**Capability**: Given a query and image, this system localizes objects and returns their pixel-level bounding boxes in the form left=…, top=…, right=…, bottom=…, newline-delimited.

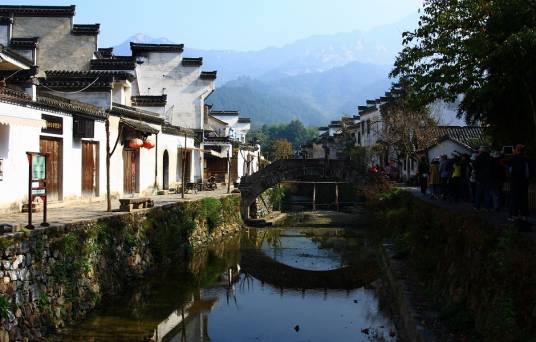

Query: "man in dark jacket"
left=473, top=146, right=492, bottom=210
left=417, top=156, right=429, bottom=194
left=508, top=145, right=531, bottom=220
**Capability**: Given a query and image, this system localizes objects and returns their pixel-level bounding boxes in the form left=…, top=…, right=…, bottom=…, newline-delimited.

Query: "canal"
left=52, top=212, right=399, bottom=341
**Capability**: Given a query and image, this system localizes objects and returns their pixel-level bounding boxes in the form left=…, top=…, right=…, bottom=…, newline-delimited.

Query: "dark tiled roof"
left=97, top=47, right=113, bottom=58
left=108, top=102, right=164, bottom=125
left=200, top=71, right=217, bottom=80
left=204, top=136, right=232, bottom=143
left=0, top=86, right=106, bottom=120
left=0, top=5, right=76, bottom=17
left=120, top=117, right=159, bottom=135
left=0, top=66, right=38, bottom=81
left=161, top=123, right=194, bottom=137
left=10, top=37, right=39, bottom=49
left=366, top=100, right=378, bottom=105
left=358, top=106, right=377, bottom=114
left=209, top=111, right=237, bottom=118
left=182, top=57, right=203, bottom=67
left=131, top=95, right=167, bottom=107
left=40, top=71, right=135, bottom=92
left=0, top=17, right=13, bottom=24
left=90, top=58, right=136, bottom=70
left=130, top=42, right=184, bottom=54
left=72, top=24, right=100, bottom=36
left=357, top=105, right=368, bottom=111
left=237, top=117, right=251, bottom=123
left=0, top=44, right=34, bottom=67
left=37, top=93, right=106, bottom=119
left=431, top=126, right=485, bottom=151
left=39, top=78, right=113, bottom=91
left=318, top=127, right=328, bottom=131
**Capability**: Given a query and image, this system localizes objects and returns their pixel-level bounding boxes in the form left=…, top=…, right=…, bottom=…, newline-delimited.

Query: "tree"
left=272, top=139, right=293, bottom=160
left=379, top=83, right=439, bottom=160
left=391, top=0, right=536, bottom=147
left=247, top=119, right=317, bottom=160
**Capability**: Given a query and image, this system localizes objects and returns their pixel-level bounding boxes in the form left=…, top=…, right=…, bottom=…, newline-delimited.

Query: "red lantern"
left=143, top=139, right=155, bottom=149
left=128, top=138, right=143, bottom=149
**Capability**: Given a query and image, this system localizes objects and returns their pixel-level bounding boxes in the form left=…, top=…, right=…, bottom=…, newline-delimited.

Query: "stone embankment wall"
left=0, top=195, right=241, bottom=341
left=372, top=189, right=536, bottom=341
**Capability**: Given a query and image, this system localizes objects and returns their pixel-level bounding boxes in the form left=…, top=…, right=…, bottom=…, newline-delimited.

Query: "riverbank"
left=0, top=195, right=242, bottom=341
left=371, top=188, right=536, bottom=341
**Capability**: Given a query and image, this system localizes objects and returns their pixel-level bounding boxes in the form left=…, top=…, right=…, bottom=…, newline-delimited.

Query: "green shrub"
left=0, top=295, right=10, bottom=320
left=200, top=198, right=223, bottom=232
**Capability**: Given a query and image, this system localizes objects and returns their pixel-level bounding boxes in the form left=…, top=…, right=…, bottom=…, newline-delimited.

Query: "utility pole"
left=227, top=148, right=231, bottom=194
left=105, top=119, right=111, bottom=212
left=181, top=133, right=187, bottom=199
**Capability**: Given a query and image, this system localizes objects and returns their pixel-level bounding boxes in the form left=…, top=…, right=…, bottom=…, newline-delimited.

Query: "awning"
left=0, top=115, right=46, bottom=128
left=120, top=117, right=159, bottom=135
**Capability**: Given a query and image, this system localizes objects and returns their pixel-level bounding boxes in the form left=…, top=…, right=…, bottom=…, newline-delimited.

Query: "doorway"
left=123, top=148, right=139, bottom=194
left=39, top=136, right=63, bottom=201
left=162, top=150, right=169, bottom=190
left=81, top=141, right=99, bottom=197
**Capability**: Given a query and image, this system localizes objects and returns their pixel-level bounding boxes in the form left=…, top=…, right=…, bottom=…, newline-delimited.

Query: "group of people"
left=417, top=144, right=532, bottom=220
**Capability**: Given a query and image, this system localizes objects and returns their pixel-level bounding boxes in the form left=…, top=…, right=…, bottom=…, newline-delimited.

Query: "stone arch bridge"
left=238, top=159, right=363, bottom=220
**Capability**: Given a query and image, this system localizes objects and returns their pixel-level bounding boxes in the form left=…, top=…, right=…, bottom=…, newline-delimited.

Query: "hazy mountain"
left=189, top=12, right=417, bottom=84
left=113, top=13, right=419, bottom=124
left=206, top=77, right=327, bottom=126
left=206, top=62, right=394, bottom=123
left=113, top=33, right=176, bottom=55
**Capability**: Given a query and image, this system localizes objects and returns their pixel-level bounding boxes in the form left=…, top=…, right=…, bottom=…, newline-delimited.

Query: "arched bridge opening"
left=238, top=159, right=364, bottom=220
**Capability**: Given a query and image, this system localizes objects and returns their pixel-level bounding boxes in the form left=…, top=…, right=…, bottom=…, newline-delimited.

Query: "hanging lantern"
left=143, top=139, right=155, bottom=149
left=128, top=138, right=143, bottom=149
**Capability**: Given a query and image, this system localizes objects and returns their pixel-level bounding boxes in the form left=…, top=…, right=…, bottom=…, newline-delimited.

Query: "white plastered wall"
left=0, top=102, right=107, bottom=211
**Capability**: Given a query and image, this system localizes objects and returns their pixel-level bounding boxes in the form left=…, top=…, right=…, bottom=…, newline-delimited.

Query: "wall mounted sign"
left=41, top=114, right=63, bottom=135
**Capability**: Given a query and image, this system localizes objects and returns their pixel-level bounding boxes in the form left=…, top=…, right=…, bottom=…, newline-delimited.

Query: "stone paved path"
left=0, top=187, right=234, bottom=231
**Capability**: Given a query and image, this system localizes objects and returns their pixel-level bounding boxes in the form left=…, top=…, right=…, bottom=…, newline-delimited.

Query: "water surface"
left=53, top=226, right=398, bottom=341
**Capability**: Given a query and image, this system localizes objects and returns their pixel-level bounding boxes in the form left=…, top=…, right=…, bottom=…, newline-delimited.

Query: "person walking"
left=460, top=154, right=471, bottom=201
left=439, top=155, right=451, bottom=199
left=417, top=156, right=429, bottom=195
left=508, top=144, right=531, bottom=220
left=428, top=159, right=441, bottom=199
left=474, top=146, right=492, bottom=211
left=450, top=156, right=463, bottom=202
left=469, top=153, right=478, bottom=202
left=490, top=151, right=506, bottom=211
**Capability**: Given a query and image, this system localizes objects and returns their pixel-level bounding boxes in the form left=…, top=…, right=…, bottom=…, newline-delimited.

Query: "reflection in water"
left=53, top=228, right=398, bottom=342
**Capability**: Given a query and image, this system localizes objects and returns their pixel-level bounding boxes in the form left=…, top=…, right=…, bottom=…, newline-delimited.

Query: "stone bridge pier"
left=238, top=159, right=363, bottom=220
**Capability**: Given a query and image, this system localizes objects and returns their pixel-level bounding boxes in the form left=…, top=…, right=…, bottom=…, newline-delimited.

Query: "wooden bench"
left=119, top=198, right=154, bottom=212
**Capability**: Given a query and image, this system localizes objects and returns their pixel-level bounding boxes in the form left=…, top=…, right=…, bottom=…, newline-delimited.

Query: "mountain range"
left=113, top=14, right=422, bottom=126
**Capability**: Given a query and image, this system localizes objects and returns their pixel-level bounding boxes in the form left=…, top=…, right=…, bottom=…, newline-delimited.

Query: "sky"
left=3, top=0, right=422, bottom=51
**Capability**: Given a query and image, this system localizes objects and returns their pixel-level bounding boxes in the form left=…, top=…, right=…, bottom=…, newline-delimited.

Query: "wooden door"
left=123, top=149, right=139, bottom=194
left=39, top=136, right=62, bottom=201
left=162, top=150, right=169, bottom=190
left=82, top=141, right=99, bottom=197
left=184, top=151, right=191, bottom=183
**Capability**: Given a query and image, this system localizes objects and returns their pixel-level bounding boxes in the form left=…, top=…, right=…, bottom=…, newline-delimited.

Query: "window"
left=73, top=117, right=95, bottom=139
